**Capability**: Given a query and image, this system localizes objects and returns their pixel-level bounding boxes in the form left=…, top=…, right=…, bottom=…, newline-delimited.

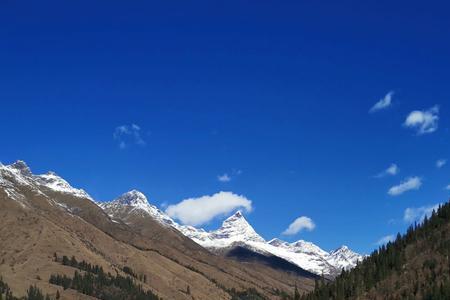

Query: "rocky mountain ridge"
left=1, top=160, right=318, bottom=299
left=100, top=187, right=364, bottom=276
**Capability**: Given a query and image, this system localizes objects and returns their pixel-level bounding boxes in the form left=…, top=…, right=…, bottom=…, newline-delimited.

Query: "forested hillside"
left=301, top=201, right=450, bottom=300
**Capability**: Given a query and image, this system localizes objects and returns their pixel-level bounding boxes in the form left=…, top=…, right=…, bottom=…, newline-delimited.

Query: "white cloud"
left=234, top=169, right=243, bottom=175
left=404, top=203, right=440, bottom=223
left=217, top=169, right=242, bottom=182
left=388, top=177, right=422, bottom=196
left=386, top=164, right=399, bottom=175
left=282, top=216, right=315, bottom=235
left=113, top=124, right=146, bottom=149
left=165, top=191, right=252, bottom=226
left=446, top=184, right=450, bottom=191
left=436, top=159, right=447, bottom=169
left=217, top=173, right=231, bottom=182
left=376, top=163, right=399, bottom=178
left=369, top=91, right=394, bottom=113
left=404, top=106, right=439, bottom=135
left=375, top=234, right=395, bottom=246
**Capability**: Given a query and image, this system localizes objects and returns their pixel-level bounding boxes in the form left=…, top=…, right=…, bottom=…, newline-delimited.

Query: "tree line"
left=50, top=255, right=160, bottom=300
left=0, top=277, right=53, bottom=300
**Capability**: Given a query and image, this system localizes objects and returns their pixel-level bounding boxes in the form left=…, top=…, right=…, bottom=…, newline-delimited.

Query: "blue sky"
left=1, top=1, right=449, bottom=254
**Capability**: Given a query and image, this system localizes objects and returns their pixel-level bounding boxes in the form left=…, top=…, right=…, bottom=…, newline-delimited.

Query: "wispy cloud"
left=375, top=163, right=399, bottom=178
left=217, top=169, right=242, bottom=183
left=165, top=191, right=252, bottom=226
left=404, top=203, right=440, bottom=223
left=388, top=176, right=422, bottom=196
left=436, top=159, right=447, bottom=169
left=375, top=234, right=395, bottom=246
left=446, top=184, right=450, bottom=191
left=113, top=124, right=146, bottom=149
left=404, top=105, right=439, bottom=135
left=282, top=216, right=315, bottom=235
left=217, top=174, right=231, bottom=182
left=369, top=91, right=394, bottom=113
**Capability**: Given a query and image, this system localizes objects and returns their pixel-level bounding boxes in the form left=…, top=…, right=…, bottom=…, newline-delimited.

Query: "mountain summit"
left=9, top=160, right=32, bottom=176
left=210, top=210, right=266, bottom=246
left=328, top=245, right=365, bottom=270
left=2, top=160, right=320, bottom=299
left=173, top=210, right=364, bottom=276
left=112, top=189, right=149, bottom=207
left=0, top=160, right=93, bottom=202
left=99, top=189, right=177, bottom=227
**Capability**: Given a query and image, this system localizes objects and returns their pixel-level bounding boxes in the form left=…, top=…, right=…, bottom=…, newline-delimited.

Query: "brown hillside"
left=0, top=163, right=315, bottom=299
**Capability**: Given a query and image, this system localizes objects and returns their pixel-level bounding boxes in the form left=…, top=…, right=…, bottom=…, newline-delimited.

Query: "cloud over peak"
left=282, top=216, right=315, bottom=235
left=388, top=176, right=422, bottom=196
left=404, top=106, right=439, bottom=135
left=369, top=91, right=394, bottom=113
left=165, top=191, right=252, bottom=226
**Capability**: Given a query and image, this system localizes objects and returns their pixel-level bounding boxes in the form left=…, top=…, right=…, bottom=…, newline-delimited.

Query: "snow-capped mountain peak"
left=331, top=245, right=350, bottom=254
left=100, top=190, right=178, bottom=227
left=113, top=190, right=149, bottom=207
left=290, top=240, right=329, bottom=257
left=268, top=238, right=290, bottom=248
left=9, top=160, right=32, bottom=177
left=95, top=190, right=364, bottom=276
left=211, top=210, right=265, bottom=245
left=1, top=160, right=93, bottom=201
left=327, top=245, right=364, bottom=271
left=35, top=171, right=93, bottom=200
left=221, top=210, right=248, bottom=227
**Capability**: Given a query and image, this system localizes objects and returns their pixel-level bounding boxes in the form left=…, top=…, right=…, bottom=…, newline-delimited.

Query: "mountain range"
left=100, top=190, right=364, bottom=277
left=0, top=160, right=362, bottom=299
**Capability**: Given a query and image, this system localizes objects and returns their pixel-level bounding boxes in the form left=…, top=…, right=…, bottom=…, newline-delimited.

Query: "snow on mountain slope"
left=327, top=245, right=364, bottom=271
left=97, top=189, right=364, bottom=276
left=266, top=240, right=364, bottom=273
left=179, top=215, right=365, bottom=275
left=35, top=171, right=93, bottom=200
left=174, top=211, right=362, bottom=276
left=105, top=190, right=362, bottom=274
left=188, top=211, right=266, bottom=248
left=99, top=190, right=178, bottom=227
left=1, top=160, right=364, bottom=277
left=0, top=160, right=93, bottom=203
